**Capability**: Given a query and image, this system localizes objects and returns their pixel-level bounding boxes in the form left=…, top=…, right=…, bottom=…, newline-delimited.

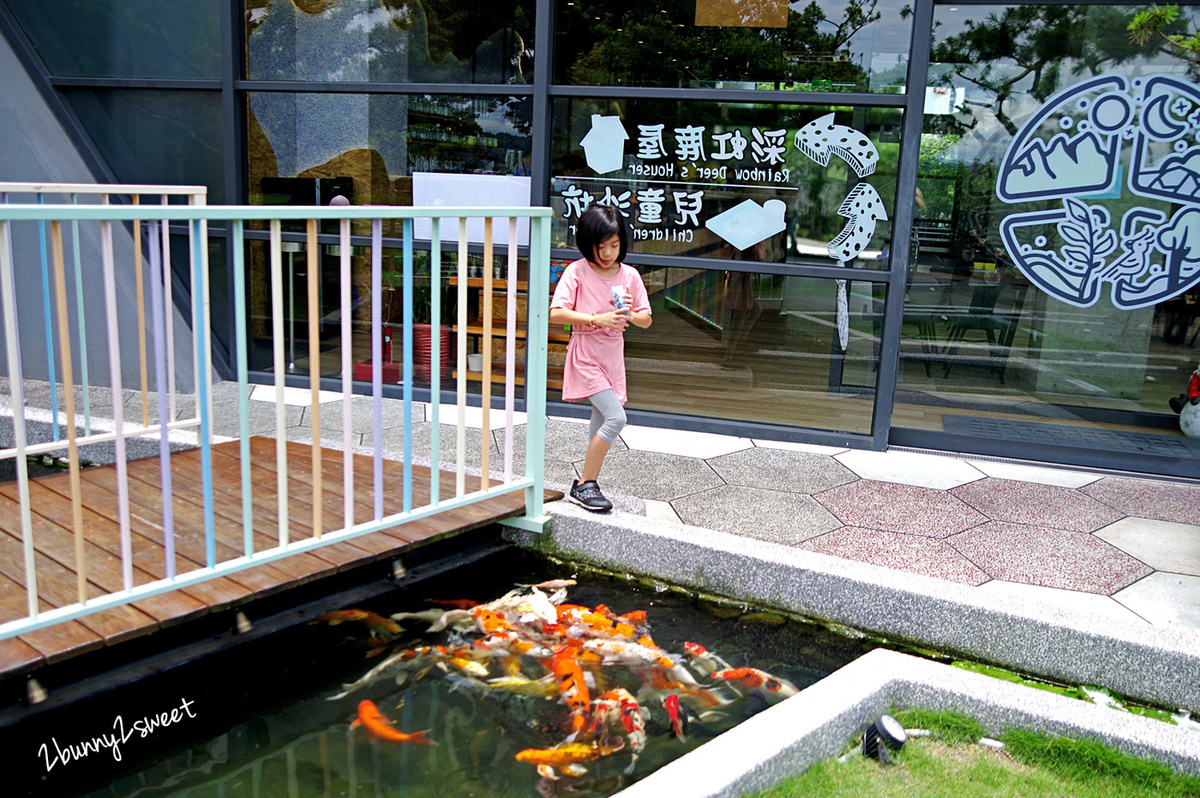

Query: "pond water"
left=12, top=546, right=879, bottom=798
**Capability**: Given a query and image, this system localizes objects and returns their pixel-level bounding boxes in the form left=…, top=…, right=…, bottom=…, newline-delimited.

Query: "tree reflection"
left=561, top=0, right=884, bottom=90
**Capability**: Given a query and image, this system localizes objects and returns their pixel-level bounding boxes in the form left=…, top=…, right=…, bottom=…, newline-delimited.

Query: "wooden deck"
left=0, top=437, right=560, bottom=680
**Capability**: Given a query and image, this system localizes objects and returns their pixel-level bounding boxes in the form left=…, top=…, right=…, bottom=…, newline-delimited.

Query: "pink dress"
left=550, top=259, right=651, bottom=403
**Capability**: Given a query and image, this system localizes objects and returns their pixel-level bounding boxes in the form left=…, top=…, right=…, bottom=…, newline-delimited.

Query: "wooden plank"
left=38, top=467, right=253, bottom=611
left=19, top=621, right=104, bottom=665
left=0, top=635, right=43, bottom=675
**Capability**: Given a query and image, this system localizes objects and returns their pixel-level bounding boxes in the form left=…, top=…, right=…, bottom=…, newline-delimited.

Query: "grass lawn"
left=747, top=709, right=1200, bottom=798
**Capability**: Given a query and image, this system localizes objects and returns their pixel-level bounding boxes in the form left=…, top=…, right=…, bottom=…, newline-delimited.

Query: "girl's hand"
left=592, top=309, right=629, bottom=330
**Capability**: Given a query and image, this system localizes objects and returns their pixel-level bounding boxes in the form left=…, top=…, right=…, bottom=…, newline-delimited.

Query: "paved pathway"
left=9, top=379, right=1200, bottom=633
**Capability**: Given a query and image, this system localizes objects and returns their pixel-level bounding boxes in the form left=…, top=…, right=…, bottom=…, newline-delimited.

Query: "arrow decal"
left=827, top=183, right=887, bottom=261
left=794, top=113, right=879, bottom=177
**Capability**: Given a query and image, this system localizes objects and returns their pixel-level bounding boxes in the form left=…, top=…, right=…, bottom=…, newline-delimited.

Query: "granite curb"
left=524, top=501, right=1200, bottom=713
left=614, top=649, right=1200, bottom=798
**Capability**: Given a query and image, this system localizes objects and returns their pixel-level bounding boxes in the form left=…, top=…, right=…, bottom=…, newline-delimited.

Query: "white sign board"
left=413, top=172, right=532, bottom=246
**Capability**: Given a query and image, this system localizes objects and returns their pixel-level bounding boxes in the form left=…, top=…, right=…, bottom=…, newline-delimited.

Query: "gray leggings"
left=588, top=389, right=627, bottom=444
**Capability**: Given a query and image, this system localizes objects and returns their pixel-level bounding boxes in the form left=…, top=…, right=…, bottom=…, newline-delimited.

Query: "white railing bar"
left=370, top=218, right=384, bottom=522
left=504, top=217, right=518, bottom=484
left=101, top=219, right=135, bottom=592
left=1, top=221, right=40, bottom=620
left=0, top=418, right=201, bottom=459
left=269, top=220, right=290, bottom=548
left=0, top=182, right=207, bottom=196
left=339, top=217, right=354, bottom=532
left=306, top=219, right=323, bottom=540
left=150, top=220, right=177, bottom=581
left=456, top=218, right=468, bottom=497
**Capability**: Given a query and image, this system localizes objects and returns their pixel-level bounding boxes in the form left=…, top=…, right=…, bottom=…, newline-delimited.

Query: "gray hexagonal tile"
left=708, top=446, right=857, bottom=494
left=673, top=484, right=841, bottom=544
left=1094, top=517, right=1200, bottom=576
left=586, top=449, right=722, bottom=502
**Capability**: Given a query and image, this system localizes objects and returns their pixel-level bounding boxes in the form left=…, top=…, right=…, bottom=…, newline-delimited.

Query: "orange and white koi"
left=515, top=737, right=624, bottom=780
left=518, top=578, right=577, bottom=590
left=351, top=700, right=436, bottom=746
left=708, top=667, right=799, bottom=698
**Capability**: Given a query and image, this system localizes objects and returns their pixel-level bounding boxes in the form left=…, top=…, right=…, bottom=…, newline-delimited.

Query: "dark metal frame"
left=5, top=0, right=1195, bottom=472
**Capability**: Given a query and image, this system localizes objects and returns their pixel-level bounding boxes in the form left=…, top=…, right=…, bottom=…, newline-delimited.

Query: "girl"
left=550, top=205, right=652, bottom=512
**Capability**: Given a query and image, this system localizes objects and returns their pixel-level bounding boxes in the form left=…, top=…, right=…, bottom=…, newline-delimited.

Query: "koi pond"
left=9, top=546, right=880, bottom=798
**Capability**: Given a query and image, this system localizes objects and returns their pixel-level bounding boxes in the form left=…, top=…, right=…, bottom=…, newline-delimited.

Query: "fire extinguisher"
left=383, top=327, right=393, bottom=363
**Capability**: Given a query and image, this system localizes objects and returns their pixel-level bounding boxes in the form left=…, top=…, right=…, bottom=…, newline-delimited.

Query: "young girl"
left=550, top=205, right=652, bottom=512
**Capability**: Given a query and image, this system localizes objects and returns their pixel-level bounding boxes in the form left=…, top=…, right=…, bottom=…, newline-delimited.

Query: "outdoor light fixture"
left=863, top=714, right=907, bottom=763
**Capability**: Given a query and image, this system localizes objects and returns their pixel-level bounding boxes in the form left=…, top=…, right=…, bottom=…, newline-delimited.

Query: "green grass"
left=745, top=709, right=1200, bottom=798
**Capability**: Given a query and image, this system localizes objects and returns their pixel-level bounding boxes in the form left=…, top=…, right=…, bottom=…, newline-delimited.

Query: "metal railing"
left=0, top=184, right=551, bottom=640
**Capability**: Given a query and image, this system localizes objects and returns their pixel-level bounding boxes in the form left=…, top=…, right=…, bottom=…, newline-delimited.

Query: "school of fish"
left=318, top=578, right=800, bottom=781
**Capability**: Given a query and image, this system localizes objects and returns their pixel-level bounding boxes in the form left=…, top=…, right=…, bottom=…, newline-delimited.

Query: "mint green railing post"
left=519, top=214, right=550, bottom=527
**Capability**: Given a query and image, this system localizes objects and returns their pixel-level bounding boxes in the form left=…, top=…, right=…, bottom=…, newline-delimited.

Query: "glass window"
left=247, top=92, right=532, bottom=234
left=245, top=0, right=534, bottom=84
left=6, top=0, right=221, bottom=79
left=62, top=89, right=226, bottom=203
left=573, top=271, right=882, bottom=433
left=555, top=0, right=912, bottom=93
left=898, top=4, right=1200, bottom=460
left=552, top=98, right=900, bottom=268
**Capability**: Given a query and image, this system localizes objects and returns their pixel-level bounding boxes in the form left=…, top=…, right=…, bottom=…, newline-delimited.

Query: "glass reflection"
left=555, top=0, right=912, bottom=93
left=6, top=0, right=221, bottom=79
left=552, top=98, right=900, bottom=268
left=245, top=0, right=533, bottom=84
left=62, top=89, right=226, bottom=204
left=560, top=270, right=881, bottom=434
left=900, top=4, right=1200, bottom=458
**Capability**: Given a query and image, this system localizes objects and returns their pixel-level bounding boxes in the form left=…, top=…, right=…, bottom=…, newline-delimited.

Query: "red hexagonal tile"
left=952, top=478, right=1124, bottom=533
left=815, top=480, right=986, bottom=537
left=949, top=521, right=1152, bottom=594
left=1080, top=477, right=1200, bottom=525
left=798, top=527, right=989, bottom=586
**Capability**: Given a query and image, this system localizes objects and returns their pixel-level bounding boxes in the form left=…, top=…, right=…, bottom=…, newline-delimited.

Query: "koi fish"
left=682, top=641, right=733, bottom=675
left=612, top=688, right=646, bottom=774
left=516, top=738, right=624, bottom=780
left=311, top=609, right=402, bottom=638
left=663, top=694, right=687, bottom=742
left=552, top=646, right=591, bottom=732
left=351, top=700, right=436, bottom=746
left=519, top=579, right=577, bottom=590
left=427, top=598, right=478, bottom=610
left=708, top=667, right=799, bottom=698
left=486, top=674, right=559, bottom=698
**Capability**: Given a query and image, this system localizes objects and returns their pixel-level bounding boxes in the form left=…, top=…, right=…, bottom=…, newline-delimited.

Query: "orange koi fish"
left=516, top=738, right=624, bottom=780
left=351, top=700, right=437, bottom=745
left=311, top=609, right=402, bottom=638
left=428, top=598, right=478, bottom=610
left=708, top=667, right=799, bottom=698
left=552, top=646, right=591, bottom=732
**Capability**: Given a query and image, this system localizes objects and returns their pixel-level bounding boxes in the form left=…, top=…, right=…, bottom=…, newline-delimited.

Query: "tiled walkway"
left=9, top=380, right=1200, bottom=633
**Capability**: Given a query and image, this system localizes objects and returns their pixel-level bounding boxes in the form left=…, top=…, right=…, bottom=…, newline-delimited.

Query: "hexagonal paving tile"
left=948, top=521, right=1152, bottom=594
left=1094, top=517, right=1200, bottom=575
left=587, top=449, right=723, bottom=502
left=815, top=480, right=986, bottom=537
left=797, top=527, right=988, bottom=586
left=1080, top=477, right=1200, bottom=525
left=619, top=424, right=753, bottom=458
left=952, top=478, right=1124, bottom=533
left=499, top=418, right=627, bottom=466
left=1113, top=572, right=1200, bottom=630
left=707, top=447, right=857, bottom=494
left=835, top=449, right=986, bottom=489
left=673, top=485, right=841, bottom=544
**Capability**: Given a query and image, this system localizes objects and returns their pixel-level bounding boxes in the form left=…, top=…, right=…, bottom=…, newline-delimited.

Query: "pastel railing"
left=0, top=195, right=552, bottom=640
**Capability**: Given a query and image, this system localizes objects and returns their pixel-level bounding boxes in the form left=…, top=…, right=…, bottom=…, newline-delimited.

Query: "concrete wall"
left=0, top=31, right=195, bottom=395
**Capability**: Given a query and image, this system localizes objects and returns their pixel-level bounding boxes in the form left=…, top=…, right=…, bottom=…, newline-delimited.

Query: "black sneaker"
left=569, top=479, right=612, bottom=513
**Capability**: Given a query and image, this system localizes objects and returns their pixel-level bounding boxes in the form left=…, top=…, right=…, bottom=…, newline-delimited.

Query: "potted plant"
left=381, top=250, right=455, bottom=383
